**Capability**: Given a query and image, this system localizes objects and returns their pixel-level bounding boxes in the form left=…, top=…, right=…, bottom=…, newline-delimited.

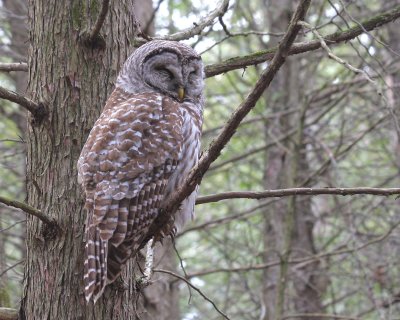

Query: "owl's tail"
left=84, top=225, right=108, bottom=303
left=106, top=238, right=134, bottom=283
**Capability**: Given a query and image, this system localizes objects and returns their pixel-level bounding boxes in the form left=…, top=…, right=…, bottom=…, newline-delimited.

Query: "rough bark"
left=21, top=1, right=140, bottom=319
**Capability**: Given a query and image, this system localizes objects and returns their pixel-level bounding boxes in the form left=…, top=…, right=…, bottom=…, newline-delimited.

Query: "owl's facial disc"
left=142, top=51, right=185, bottom=101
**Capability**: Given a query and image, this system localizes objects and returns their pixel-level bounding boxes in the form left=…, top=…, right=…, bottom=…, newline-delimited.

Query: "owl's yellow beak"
left=178, top=87, right=185, bottom=102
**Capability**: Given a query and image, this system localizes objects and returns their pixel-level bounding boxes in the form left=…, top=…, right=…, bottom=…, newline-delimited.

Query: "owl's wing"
left=78, top=91, right=183, bottom=302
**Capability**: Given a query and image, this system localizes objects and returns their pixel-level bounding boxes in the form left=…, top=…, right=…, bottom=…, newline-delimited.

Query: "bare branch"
left=0, top=260, right=24, bottom=278
left=88, top=0, right=110, bottom=42
left=0, top=195, right=54, bottom=226
left=282, top=314, right=360, bottom=320
left=0, top=62, right=28, bottom=72
left=182, top=221, right=399, bottom=278
left=135, top=0, right=230, bottom=45
left=205, top=4, right=400, bottom=77
left=0, top=308, right=18, bottom=320
left=0, top=86, right=46, bottom=122
left=196, top=187, right=400, bottom=204
left=154, top=268, right=230, bottom=320
left=150, top=0, right=311, bottom=234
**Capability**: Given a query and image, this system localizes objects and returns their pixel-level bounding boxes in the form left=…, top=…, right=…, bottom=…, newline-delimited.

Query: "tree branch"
left=0, top=86, right=47, bottom=122
left=154, top=268, right=230, bottom=320
left=0, top=62, right=28, bottom=72
left=0, top=308, right=18, bottom=320
left=205, top=4, right=400, bottom=77
left=0, top=195, right=54, bottom=226
left=161, top=0, right=229, bottom=41
left=282, top=314, right=360, bottom=320
left=196, top=187, right=400, bottom=204
left=180, top=221, right=399, bottom=278
left=90, top=0, right=110, bottom=40
left=135, top=0, right=230, bottom=45
left=83, top=0, right=110, bottom=48
left=151, top=0, right=311, bottom=232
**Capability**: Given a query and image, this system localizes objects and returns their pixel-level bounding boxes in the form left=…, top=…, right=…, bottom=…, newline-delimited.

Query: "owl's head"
left=116, top=40, right=204, bottom=103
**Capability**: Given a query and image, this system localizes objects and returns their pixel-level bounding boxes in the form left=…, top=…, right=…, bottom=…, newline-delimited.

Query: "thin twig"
left=0, top=86, right=46, bottom=122
left=154, top=268, right=231, bottom=320
left=0, top=195, right=54, bottom=226
left=87, top=0, right=110, bottom=42
left=204, top=4, right=400, bottom=77
left=282, top=313, right=361, bottom=320
left=0, top=260, right=24, bottom=278
left=0, top=62, right=28, bottom=72
left=298, top=20, right=376, bottom=83
left=0, top=219, right=26, bottom=233
left=196, top=187, right=400, bottom=204
left=181, top=221, right=399, bottom=279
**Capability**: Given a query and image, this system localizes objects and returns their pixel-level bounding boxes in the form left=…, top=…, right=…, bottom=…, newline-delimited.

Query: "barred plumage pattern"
left=78, top=40, right=204, bottom=302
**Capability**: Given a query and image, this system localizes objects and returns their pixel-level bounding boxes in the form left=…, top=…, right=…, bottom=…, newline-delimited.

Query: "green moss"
left=71, top=1, right=84, bottom=29
left=71, top=0, right=101, bottom=30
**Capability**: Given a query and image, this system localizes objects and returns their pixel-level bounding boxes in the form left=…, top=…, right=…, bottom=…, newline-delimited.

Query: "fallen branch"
left=204, top=4, right=400, bottom=77
left=0, top=195, right=54, bottom=226
left=196, top=187, right=400, bottom=204
left=0, top=62, right=28, bottom=72
left=0, top=86, right=46, bottom=122
left=0, top=308, right=18, bottom=320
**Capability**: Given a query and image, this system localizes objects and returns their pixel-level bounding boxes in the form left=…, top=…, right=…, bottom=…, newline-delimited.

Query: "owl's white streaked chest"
left=164, top=102, right=203, bottom=229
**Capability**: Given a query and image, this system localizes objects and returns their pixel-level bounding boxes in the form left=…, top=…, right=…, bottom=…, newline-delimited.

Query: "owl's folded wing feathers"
left=78, top=91, right=183, bottom=302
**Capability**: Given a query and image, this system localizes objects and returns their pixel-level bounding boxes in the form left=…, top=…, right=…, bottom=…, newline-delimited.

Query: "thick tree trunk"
left=20, top=1, right=142, bottom=319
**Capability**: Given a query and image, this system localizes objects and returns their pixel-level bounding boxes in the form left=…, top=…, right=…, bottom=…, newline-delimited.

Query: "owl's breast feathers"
left=78, top=89, right=189, bottom=302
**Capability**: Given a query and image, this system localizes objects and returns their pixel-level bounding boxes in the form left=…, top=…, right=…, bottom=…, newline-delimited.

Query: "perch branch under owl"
left=153, top=0, right=312, bottom=233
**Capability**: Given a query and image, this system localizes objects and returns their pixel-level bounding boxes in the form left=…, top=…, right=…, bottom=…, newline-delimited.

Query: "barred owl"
left=77, top=40, right=204, bottom=302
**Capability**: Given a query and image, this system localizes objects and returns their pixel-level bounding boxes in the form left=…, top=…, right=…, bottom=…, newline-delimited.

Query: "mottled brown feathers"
left=78, top=40, right=204, bottom=303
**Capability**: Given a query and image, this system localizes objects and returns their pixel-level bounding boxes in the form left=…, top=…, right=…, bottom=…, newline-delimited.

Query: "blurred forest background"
left=0, top=0, right=400, bottom=319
